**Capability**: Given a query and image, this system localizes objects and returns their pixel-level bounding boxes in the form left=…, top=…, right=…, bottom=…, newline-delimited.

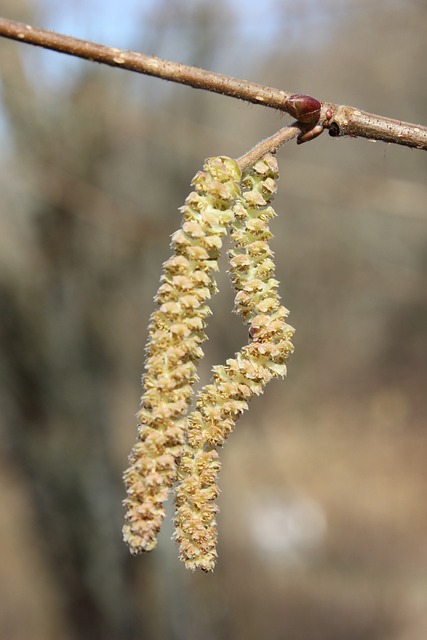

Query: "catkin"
left=174, top=154, right=294, bottom=571
left=123, top=157, right=241, bottom=554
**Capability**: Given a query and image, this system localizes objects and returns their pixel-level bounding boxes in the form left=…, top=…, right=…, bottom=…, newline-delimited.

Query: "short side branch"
left=0, top=17, right=426, bottom=151
left=237, top=125, right=300, bottom=169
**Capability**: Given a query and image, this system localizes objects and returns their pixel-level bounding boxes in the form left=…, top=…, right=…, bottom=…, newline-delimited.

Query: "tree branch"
left=1, top=16, right=426, bottom=151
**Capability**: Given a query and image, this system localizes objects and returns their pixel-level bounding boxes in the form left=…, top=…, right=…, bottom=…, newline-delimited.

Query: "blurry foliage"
left=0, top=1, right=426, bottom=639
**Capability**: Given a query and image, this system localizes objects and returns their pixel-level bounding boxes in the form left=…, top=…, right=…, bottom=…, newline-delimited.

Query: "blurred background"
left=0, top=1, right=426, bottom=638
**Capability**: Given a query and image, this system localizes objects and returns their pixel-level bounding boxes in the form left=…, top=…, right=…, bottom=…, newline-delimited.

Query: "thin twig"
left=1, top=17, right=426, bottom=151
left=237, top=126, right=300, bottom=169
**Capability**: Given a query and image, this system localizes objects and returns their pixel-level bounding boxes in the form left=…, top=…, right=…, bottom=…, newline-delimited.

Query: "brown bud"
left=285, top=94, right=321, bottom=124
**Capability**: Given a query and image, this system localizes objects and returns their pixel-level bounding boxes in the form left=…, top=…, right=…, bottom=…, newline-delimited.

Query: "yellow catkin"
left=123, top=157, right=241, bottom=554
left=174, top=154, right=294, bottom=571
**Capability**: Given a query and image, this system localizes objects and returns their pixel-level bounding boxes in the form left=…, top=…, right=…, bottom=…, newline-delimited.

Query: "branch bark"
left=1, top=17, right=426, bottom=151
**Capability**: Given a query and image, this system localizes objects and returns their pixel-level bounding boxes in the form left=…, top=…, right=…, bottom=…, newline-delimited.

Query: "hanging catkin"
left=123, top=157, right=241, bottom=554
left=174, top=154, right=294, bottom=571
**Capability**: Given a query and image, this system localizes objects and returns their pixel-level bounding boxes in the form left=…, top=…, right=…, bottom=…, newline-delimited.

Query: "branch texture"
left=0, top=17, right=426, bottom=151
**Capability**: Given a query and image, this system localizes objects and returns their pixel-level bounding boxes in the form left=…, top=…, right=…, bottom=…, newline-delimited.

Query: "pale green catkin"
left=174, top=154, right=294, bottom=571
left=123, top=157, right=241, bottom=554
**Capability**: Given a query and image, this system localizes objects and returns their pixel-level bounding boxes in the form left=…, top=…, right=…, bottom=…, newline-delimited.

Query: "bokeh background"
left=0, top=1, right=426, bottom=638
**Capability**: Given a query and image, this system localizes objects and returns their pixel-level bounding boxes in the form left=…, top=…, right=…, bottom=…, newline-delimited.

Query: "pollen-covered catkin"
left=174, top=154, right=294, bottom=571
left=123, top=157, right=241, bottom=554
